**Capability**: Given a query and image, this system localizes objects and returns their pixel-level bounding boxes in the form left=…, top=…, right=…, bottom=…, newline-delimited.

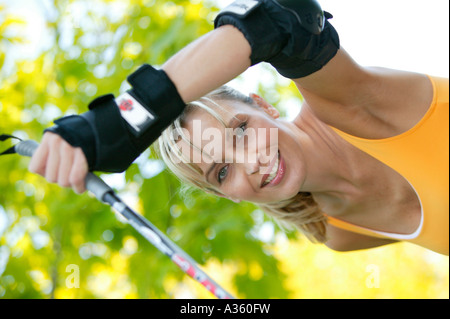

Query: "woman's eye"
left=235, top=122, right=247, bottom=139
left=218, top=165, right=229, bottom=183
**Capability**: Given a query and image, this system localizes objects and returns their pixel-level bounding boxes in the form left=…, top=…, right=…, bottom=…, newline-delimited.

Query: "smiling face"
left=176, top=96, right=308, bottom=204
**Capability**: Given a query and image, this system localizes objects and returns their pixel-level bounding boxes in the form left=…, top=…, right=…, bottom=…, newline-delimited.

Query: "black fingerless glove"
left=214, top=0, right=340, bottom=78
left=45, top=65, right=186, bottom=173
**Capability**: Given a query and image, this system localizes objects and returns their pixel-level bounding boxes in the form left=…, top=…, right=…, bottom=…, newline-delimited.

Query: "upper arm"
left=292, top=49, right=434, bottom=140
left=325, top=224, right=398, bottom=252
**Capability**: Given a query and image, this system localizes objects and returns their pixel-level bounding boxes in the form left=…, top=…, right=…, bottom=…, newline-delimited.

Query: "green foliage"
left=0, top=0, right=292, bottom=299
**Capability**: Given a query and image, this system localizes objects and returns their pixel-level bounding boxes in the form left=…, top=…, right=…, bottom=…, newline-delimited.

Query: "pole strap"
left=0, top=134, right=22, bottom=156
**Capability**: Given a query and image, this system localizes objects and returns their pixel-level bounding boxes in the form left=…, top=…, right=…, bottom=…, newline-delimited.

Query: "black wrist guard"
left=45, top=65, right=186, bottom=173
left=214, top=0, right=340, bottom=78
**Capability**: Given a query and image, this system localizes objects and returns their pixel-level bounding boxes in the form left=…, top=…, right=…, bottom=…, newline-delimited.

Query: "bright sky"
left=319, top=0, right=449, bottom=77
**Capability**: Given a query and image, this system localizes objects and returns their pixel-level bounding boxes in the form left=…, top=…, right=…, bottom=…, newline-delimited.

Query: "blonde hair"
left=155, top=86, right=328, bottom=243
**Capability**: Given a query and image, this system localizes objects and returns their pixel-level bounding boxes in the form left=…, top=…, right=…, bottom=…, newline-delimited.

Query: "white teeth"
left=264, top=154, right=279, bottom=185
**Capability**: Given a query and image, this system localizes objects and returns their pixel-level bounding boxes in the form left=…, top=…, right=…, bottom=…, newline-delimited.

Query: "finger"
left=28, top=136, right=50, bottom=176
left=57, top=141, right=75, bottom=188
left=69, top=148, right=88, bottom=194
left=44, top=137, right=61, bottom=184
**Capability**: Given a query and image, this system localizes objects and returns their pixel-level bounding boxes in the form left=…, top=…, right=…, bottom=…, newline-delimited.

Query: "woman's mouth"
left=261, top=151, right=285, bottom=187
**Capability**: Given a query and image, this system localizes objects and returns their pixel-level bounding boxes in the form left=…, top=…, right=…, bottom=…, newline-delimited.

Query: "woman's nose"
left=245, top=164, right=259, bottom=175
left=245, top=153, right=261, bottom=175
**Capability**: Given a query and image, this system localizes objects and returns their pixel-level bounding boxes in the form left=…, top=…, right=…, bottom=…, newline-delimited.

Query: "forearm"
left=162, top=25, right=252, bottom=103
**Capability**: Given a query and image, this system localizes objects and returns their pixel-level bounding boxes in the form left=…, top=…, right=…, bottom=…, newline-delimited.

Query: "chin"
left=280, top=187, right=301, bottom=201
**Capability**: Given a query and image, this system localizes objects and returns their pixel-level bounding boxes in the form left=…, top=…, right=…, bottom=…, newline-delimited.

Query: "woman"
left=156, top=58, right=448, bottom=255
left=29, top=1, right=449, bottom=255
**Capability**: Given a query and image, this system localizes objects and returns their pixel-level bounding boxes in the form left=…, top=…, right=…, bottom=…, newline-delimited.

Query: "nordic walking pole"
left=14, top=139, right=235, bottom=299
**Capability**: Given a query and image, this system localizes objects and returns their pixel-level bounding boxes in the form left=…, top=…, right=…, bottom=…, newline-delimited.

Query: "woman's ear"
left=250, top=93, right=280, bottom=119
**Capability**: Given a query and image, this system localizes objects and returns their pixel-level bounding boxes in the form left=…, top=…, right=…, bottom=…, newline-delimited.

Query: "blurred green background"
left=0, top=0, right=448, bottom=299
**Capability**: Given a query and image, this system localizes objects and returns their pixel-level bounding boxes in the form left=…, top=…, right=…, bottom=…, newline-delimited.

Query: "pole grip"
left=14, top=140, right=39, bottom=157
left=15, top=140, right=113, bottom=201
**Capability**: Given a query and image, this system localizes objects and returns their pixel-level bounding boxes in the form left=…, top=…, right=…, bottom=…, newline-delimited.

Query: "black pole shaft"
left=102, top=192, right=234, bottom=299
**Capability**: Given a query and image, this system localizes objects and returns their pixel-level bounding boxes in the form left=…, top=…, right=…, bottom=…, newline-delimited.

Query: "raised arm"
left=162, top=25, right=251, bottom=103
left=293, top=46, right=434, bottom=140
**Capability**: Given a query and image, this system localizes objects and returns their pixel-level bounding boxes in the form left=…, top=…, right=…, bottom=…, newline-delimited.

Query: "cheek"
left=220, top=170, right=255, bottom=198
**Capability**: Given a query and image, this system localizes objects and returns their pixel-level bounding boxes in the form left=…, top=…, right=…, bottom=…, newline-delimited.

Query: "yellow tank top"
left=327, top=76, right=449, bottom=255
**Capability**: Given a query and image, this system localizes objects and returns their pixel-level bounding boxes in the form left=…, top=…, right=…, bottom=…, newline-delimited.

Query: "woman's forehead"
left=184, top=99, right=254, bottom=128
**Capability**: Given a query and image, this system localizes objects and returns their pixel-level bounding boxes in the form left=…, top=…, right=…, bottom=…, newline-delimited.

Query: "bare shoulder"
left=325, top=224, right=397, bottom=252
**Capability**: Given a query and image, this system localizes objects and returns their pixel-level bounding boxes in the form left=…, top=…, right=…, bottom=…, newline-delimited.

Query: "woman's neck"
left=291, top=105, right=370, bottom=199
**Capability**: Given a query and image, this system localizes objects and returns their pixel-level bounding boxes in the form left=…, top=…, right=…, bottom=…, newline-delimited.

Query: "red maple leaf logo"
left=119, top=99, right=133, bottom=111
